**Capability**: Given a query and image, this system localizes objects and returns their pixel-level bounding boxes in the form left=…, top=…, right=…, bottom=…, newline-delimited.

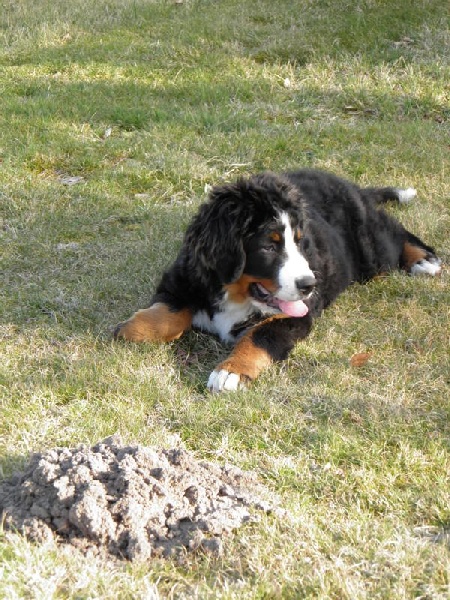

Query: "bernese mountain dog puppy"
left=114, top=169, right=441, bottom=392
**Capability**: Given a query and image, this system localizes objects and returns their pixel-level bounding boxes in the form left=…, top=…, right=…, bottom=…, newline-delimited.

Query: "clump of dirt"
left=0, top=436, right=277, bottom=560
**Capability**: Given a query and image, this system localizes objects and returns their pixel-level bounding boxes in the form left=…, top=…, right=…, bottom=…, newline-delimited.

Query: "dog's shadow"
left=165, top=329, right=230, bottom=393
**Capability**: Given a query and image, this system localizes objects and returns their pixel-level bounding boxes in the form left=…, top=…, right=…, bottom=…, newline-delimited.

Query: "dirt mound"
left=0, top=436, right=277, bottom=560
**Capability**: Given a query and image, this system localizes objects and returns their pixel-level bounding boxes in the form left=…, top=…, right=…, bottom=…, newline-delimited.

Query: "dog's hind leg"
left=114, top=303, right=192, bottom=342
left=401, top=231, right=442, bottom=276
left=361, top=185, right=442, bottom=275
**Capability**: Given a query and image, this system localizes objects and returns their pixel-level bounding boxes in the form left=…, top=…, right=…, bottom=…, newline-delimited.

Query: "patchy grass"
left=1, top=0, right=449, bottom=597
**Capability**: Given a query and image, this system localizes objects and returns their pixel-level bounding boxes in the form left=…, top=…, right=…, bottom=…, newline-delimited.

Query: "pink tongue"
left=278, top=299, right=309, bottom=317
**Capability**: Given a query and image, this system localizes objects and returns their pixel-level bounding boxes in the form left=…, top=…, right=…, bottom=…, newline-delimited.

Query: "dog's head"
left=186, top=173, right=316, bottom=315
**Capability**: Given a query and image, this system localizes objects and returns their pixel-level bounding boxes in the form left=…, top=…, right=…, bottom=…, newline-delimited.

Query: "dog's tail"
left=361, top=186, right=417, bottom=205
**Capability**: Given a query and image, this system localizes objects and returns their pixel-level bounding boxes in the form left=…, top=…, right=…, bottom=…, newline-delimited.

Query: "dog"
left=114, top=169, right=441, bottom=392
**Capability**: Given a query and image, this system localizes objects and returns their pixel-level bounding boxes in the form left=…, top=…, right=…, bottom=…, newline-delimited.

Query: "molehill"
left=0, top=436, right=278, bottom=560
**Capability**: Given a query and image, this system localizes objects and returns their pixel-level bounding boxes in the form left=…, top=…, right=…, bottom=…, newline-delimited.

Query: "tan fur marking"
left=115, top=303, right=192, bottom=342
left=294, top=227, right=302, bottom=242
left=216, top=314, right=289, bottom=380
left=270, top=231, right=281, bottom=243
left=225, top=275, right=278, bottom=303
left=402, top=242, right=427, bottom=270
left=217, top=334, right=273, bottom=382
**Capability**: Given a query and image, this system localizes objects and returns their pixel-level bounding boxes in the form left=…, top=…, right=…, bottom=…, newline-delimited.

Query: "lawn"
left=1, top=0, right=449, bottom=597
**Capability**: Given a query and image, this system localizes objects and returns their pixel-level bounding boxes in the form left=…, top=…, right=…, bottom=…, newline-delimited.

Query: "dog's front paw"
left=207, top=334, right=273, bottom=392
left=113, top=317, right=150, bottom=342
left=113, top=305, right=192, bottom=343
left=207, top=369, right=249, bottom=393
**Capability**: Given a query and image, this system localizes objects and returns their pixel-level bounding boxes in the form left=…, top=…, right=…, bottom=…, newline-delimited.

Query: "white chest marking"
left=277, top=213, right=315, bottom=301
left=192, top=294, right=274, bottom=343
left=192, top=297, right=254, bottom=343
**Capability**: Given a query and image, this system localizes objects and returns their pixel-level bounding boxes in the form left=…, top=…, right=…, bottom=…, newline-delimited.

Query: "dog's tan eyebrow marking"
left=294, top=227, right=302, bottom=241
left=269, top=231, right=281, bottom=243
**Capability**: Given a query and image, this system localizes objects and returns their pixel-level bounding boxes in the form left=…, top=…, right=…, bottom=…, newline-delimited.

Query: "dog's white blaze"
left=277, top=212, right=315, bottom=301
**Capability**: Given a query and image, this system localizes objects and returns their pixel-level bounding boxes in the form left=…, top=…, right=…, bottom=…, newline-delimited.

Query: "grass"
left=1, top=0, right=449, bottom=597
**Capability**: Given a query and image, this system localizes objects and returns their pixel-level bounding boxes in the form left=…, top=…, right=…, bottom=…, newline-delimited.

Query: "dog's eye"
left=263, top=244, right=277, bottom=253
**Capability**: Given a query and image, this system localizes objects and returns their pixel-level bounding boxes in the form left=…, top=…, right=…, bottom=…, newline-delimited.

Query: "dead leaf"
left=350, top=352, right=372, bottom=367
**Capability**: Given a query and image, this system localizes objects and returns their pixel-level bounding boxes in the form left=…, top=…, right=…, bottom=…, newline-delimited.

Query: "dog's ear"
left=186, top=181, right=252, bottom=285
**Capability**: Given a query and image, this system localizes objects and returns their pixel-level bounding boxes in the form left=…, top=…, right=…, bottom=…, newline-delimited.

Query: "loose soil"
left=0, top=436, right=278, bottom=560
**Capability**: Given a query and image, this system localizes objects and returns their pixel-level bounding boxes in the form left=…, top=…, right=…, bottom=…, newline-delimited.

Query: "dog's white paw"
left=207, top=369, right=247, bottom=393
left=410, top=257, right=442, bottom=276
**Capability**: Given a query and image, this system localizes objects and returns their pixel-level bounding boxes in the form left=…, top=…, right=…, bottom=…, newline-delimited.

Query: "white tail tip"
left=397, top=187, right=417, bottom=203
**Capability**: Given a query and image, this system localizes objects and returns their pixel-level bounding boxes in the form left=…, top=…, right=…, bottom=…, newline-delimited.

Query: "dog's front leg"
left=114, top=303, right=192, bottom=343
left=207, top=314, right=313, bottom=392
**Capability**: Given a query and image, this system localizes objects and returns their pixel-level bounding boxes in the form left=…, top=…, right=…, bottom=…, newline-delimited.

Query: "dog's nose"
left=295, top=275, right=317, bottom=296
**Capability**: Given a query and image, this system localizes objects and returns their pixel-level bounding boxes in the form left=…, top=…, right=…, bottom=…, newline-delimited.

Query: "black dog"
left=115, top=169, right=441, bottom=392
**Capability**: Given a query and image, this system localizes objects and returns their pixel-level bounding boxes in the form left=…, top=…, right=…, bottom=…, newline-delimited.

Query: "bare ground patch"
left=0, top=436, right=279, bottom=561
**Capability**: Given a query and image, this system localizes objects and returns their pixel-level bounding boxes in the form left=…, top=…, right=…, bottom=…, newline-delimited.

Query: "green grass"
left=1, top=0, right=449, bottom=597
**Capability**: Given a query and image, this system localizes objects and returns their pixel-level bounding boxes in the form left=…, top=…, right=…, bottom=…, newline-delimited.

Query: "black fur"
left=153, top=169, right=435, bottom=315
left=116, top=168, right=441, bottom=390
